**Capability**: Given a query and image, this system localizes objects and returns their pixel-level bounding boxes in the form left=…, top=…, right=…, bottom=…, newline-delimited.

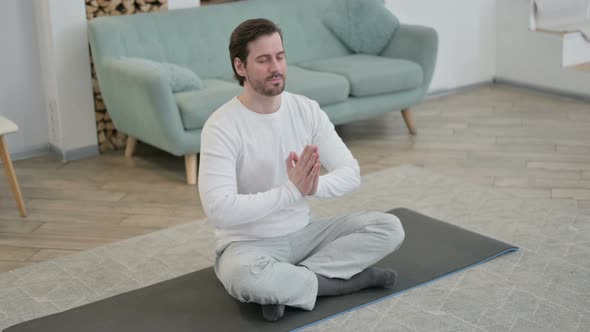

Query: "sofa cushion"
left=286, top=66, right=350, bottom=105
left=175, top=80, right=242, bottom=130
left=323, top=0, right=400, bottom=55
left=299, top=54, right=423, bottom=97
left=121, top=57, right=204, bottom=92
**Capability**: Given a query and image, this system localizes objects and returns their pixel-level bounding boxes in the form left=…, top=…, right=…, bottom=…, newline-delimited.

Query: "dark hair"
left=229, top=18, right=283, bottom=86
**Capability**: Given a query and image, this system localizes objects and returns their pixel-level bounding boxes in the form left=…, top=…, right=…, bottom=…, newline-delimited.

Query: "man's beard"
left=251, top=73, right=286, bottom=96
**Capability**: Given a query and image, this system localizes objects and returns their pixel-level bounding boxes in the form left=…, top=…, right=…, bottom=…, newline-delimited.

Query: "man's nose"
left=269, top=58, right=280, bottom=72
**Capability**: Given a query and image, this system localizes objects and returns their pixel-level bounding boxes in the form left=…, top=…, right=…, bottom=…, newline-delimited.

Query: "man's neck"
left=237, top=88, right=282, bottom=115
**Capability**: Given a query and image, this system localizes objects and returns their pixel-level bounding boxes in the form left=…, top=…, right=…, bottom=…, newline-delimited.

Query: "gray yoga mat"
left=5, top=208, right=518, bottom=332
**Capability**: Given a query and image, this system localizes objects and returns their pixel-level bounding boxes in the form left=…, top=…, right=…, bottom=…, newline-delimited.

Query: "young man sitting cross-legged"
left=197, top=18, right=405, bottom=322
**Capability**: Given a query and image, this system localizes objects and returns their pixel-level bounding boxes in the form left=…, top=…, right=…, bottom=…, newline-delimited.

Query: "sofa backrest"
left=88, top=0, right=351, bottom=82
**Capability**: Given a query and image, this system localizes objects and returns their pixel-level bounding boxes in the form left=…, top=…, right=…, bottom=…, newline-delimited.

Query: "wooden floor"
left=1, top=84, right=589, bottom=272
left=573, top=61, right=590, bottom=72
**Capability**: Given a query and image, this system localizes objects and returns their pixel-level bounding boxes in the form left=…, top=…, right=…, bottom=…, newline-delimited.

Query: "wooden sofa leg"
left=185, top=154, right=198, bottom=185
left=401, top=108, right=417, bottom=135
left=125, top=136, right=137, bottom=157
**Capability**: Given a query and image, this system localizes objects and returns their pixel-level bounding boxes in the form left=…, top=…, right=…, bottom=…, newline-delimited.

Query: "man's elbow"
left=203, top=197, right=237, bottom=228
left=207, top=209, right=238, bottom=229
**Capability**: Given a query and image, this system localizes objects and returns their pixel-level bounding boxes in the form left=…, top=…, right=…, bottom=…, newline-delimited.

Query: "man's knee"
left=367, top=212, right=405, bottom=252
left=219, top=255, right=277, bottom=302
left=386, top=213, right=405, bottom=251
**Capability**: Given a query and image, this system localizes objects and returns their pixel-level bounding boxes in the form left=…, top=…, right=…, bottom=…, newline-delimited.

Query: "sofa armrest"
left=100, top=57, right=187, bottom=155
left=380, top=24, right=439, bottom=93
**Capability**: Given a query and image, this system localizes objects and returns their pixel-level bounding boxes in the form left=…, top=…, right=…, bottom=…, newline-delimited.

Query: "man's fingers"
left=303, top=145, right=318, bottom=166
left=304, top=152, right=318, bottom=174
left=294, top=145, right=319, bottom=182
left=286, top=152, right=299, bottom=169
left=307, top=161, right=320, bottom=182
left=299, top=145, right=311, bottom=165
left=285, top=152, right=292, bottom=169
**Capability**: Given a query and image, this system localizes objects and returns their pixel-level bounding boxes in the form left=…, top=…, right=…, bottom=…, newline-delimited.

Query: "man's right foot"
left=261, top=304, right=285, bottom=322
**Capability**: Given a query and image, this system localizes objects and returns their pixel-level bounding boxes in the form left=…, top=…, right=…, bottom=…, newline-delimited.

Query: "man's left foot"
left=261, top=304, right=285, bottom=322
left=316, top=267, right=399, bottom=296
left=373, top=268, right=398, bottom=289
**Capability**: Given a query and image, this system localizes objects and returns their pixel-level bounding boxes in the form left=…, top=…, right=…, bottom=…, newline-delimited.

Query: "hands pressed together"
left=285, top=145, right=321, bottom=196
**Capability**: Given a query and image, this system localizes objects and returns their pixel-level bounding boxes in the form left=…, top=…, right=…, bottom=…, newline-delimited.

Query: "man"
left=198, top=18, right=405, bottom=322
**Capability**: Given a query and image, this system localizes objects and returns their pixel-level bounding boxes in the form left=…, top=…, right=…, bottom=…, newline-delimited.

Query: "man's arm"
left=310, top=101, right=361, bottom=198
left=198, top=119, right=302, bottom=229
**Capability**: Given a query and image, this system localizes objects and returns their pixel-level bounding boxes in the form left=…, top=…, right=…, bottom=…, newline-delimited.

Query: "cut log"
left=105, top=0, right=123, bottom=13
left=86, top=6, right=98, bottom=14
left=92, top=78, right=100, bottom=93
left=95, top=99, right=105, bottom=111
left=96, top=121, right=106, bottom=132
left=123, top=0, right=135, bottom=14
left=99, top=141, right=109, bottom=153
left=95, top=112, right=105, bottom=122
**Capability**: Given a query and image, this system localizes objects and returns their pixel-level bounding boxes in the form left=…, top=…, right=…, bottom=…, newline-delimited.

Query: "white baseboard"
left=49, top=144, right=99, bottom=162
left=563, top=32, right=590, bottom=67
left=3, top=143, right=99, bottom=163
left=494, top=77, right=590, bottom=101
left=427, top=81, right=494, bottom=99
left=426, top=78, right=590, bottom=102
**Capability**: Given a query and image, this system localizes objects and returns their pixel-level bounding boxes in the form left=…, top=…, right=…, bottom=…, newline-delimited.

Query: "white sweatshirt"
left=198, top=92, right=361, bottom=251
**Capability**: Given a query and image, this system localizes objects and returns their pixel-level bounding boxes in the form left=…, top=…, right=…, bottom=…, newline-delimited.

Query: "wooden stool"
left=0, top=116, right=26, bottom=217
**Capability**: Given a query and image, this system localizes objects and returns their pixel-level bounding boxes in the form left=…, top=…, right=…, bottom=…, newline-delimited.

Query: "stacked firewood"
left=85, top=0, right=168, bottom=20
left=85, top=0, right=169, bottom=153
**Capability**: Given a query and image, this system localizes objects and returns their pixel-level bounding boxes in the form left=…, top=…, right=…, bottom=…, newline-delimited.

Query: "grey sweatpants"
left=214, top=211, right=405, bottom=311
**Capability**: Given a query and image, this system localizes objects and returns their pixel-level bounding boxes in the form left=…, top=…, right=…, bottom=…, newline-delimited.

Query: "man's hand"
left=308, top=158, right=320, bottom=196
left=285, top=145, right=320, bottom=196
left=292, top=147, right=321, bottom=196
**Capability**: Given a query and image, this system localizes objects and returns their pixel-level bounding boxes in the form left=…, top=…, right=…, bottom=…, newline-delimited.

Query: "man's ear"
left=234, top=57, right=246, bottom=77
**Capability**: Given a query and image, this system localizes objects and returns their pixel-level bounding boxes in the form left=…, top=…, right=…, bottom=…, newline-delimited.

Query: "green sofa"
left=87, top=0, right=438, bottom=184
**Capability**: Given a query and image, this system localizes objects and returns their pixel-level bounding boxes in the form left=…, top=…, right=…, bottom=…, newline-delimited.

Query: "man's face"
left=237, top=32, right=286, bottom=96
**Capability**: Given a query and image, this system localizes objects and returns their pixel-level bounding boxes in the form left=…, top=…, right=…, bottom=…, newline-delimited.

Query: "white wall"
left=0, top=0, right=49, bottom=158
left=37, top=0, right=98, bottom=159
left=385, top=0, right=497, bottom=92
left=169, top=0, right=200, bottom=10
left=497, top=0, right=590, bottom=97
